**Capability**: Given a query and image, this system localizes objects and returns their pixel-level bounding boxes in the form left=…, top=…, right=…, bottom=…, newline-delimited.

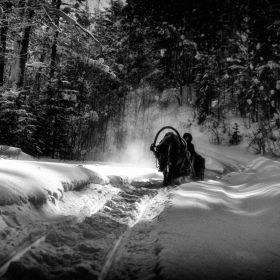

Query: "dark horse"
left=150, top=127, right=205, bottom=186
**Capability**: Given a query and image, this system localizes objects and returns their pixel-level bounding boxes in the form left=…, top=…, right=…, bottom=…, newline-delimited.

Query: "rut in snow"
left=2, top=178, right=159, bottom=280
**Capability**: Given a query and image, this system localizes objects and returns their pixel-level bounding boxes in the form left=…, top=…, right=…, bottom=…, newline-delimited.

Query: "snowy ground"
left=1, top=135, right=280, bottom=279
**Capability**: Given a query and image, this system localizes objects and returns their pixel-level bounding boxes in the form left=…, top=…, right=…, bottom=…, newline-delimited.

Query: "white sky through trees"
left=87, top=0, right=110, bottom=8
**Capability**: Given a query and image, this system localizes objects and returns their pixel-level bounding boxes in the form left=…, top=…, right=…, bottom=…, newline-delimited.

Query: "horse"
left=153, top=132, right=191, bottom=185
left=150, top=127, right=205, bottom=186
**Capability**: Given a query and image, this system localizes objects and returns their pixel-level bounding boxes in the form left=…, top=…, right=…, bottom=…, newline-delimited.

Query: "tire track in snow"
left=1, top=153, right=241, bottom=280
left=103, top=188, right=172, bottom=280
left=91, top=149, right=245, bottom=280
left=98, top=180, right=160, bottom=280
left=196, top=145, right=244, bottom=173
left=2, top=179, right=159, bottom=280
left=0, top=183, right=119, bottom=279
left=99, top=190, right=154, bottom=280
left=99, top=149, right=246, bottom=280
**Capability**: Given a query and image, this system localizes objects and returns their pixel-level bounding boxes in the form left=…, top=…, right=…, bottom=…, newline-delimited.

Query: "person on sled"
left=182, top=132, right=197, bottom=159
left=182, top=132, right=205, bottom=180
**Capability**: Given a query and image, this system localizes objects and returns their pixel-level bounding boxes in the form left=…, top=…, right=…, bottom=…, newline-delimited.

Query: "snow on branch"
left=26, top=62, right=48, bottom=68
left=42, top=5, right=99, bottom=43
left=56, top=45, right=115, bottom=76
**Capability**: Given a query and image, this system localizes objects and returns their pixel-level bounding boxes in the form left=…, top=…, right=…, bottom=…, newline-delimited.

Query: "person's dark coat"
left=183, top=132, right=205, bottom=180
left=183, top=133, right=197, bottom=159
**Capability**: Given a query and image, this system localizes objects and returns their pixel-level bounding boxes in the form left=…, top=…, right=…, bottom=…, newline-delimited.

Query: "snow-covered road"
left=0, top=161, right=167, bottom=280
left=2, top=147, right=280, bottom=280
left=4, top=181, right=159, bottom=280
left=0, top=155, right=232, bottom=280
left=0, top=158, right=217, bottom=280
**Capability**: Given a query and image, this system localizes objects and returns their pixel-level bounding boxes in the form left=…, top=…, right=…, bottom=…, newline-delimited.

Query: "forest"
left=0, top=0, right=280, bottom=161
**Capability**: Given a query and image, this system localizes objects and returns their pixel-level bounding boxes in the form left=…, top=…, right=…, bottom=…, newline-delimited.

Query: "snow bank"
left=0, top=146, right=35, bottom=161
left=223, top=157, right=280, bottom=187
left=155, top=156, right=280, bottom=279
left=0, top=161, right=109, bottom=206
left=85, top=164, right=162, bottom=182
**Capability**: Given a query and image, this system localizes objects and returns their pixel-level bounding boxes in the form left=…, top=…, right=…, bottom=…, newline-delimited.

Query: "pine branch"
left=42, top=5, right=99, bottom=43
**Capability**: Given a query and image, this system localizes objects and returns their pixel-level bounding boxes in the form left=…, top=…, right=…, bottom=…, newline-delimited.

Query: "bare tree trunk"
left=141, top=87, right=145, bottom=143
left=103, top=115, right=109, bottom=153
left=0, top=4, right=9, bottom=87
left=34, top=52, right=46, bottom=92
left=9, top=0, right=25, bottom=87
left=0, top=27, right=7, bottom=87
left=52, top=115, right=57, bottom=159
left=132, top=93, right=141, bottom=141
left=179, top=84, right=183, bottom=106
left=15, top=0, right=35, bottom=88
left=5, top=0, right=36, bottom=88
left=50, top=0, right=61, bottom=79
left=17, top=17, right=34, bottom=88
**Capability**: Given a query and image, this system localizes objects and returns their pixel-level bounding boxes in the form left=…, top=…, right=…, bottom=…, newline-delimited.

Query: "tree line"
left=0, top=0, right=280, bottom=159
